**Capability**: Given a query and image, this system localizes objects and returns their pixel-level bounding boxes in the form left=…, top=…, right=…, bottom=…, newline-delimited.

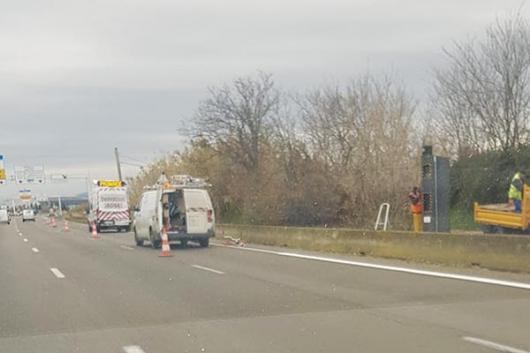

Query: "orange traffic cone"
left=63, top=220, right=69, bottom=232
left=159, top=227, right=172, bottom=257
left=91, top=222, right=99, bottom=239
left=51, top=217, right=57, bottom=228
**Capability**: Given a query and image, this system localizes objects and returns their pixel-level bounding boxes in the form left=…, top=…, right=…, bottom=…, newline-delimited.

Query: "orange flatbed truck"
left=474, top=185, right=530, bottom=234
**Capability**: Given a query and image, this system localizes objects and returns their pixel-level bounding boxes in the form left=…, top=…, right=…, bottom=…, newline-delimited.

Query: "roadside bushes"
left=450, top=146, right=530, bottom=209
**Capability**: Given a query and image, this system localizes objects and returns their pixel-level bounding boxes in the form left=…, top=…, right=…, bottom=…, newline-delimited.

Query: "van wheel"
left=150, top=229, right=161, bottom=249
left=134, top=228, right=144, bottom=246
left=199, top=238, right=209, bottom=248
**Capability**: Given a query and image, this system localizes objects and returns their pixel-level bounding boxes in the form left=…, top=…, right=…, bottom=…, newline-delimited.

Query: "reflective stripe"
left=97, top=210, right=130, bottom=221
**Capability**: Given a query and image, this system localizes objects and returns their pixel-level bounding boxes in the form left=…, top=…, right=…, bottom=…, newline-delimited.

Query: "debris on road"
left=223, top=235, right=245, bottom=247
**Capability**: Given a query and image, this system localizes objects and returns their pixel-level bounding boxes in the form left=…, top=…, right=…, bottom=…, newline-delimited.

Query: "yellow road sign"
left=98, top=180, right=124, bottom=187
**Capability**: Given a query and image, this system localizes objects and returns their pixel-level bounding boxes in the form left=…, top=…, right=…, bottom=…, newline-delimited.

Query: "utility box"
left=421, top=145, right=450, bottom=232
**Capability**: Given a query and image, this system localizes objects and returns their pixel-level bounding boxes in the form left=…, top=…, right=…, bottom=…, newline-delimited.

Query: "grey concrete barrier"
left=218, top=224, right=530, bottom=273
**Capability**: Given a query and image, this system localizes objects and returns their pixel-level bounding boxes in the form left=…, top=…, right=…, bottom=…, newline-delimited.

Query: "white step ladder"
left=374, top=203, right=390, bottom=231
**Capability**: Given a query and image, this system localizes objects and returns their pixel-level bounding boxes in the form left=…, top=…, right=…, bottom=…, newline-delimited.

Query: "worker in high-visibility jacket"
left=408, top=186, right=422, bottom=232
left=508, top=172, right=525, bottom=213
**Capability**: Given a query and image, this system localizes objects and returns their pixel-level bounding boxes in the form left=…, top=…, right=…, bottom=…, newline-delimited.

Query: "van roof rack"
left=170, top=175, right=210, bottom=188
left=143, top=174, right=211, bottom=191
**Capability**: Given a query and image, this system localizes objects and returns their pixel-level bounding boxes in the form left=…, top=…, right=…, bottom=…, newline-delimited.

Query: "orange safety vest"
left=410, top=203, right=422, bottom=214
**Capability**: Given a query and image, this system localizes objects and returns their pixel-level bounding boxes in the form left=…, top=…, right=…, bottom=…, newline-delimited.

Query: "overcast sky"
left=0, top=0, right=528, bottom=199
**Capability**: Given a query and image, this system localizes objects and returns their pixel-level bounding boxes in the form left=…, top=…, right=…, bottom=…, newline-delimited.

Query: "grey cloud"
left=0, top=0, right=528, bottom=199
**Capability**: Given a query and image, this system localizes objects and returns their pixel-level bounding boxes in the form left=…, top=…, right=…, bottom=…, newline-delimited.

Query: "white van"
left=0, top=208, right=10, bottom=224
left=133, top=177, right=215, bottom=248
left=22, top=209, right=36, bottom=222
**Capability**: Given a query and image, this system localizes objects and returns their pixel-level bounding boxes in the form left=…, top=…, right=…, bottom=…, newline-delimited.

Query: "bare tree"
left=432, top=14, right=530, bottom=155
left=299, top=75, right=417, bottom=226
left=193, top=72, right=280, bottom=172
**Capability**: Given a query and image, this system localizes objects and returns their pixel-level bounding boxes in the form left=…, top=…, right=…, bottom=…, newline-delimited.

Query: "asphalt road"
left=1, top=218, right=529, bottom=353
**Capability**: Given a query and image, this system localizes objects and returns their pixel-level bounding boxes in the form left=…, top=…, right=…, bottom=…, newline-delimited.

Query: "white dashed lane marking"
left=31, top=248, right=39, bottom=253
left=23, top=238, right=28, bottom=243
left=192, top=264, right=225, bottom=275
left=50, top=268, right=65, bottom=279
left=123, top=345, right=146, bottom=353
left=463, top=336, right=529, bottom=353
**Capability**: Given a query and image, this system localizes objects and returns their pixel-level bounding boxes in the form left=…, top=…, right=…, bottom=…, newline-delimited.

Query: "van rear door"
left=183, top=189, right=212, bottom=234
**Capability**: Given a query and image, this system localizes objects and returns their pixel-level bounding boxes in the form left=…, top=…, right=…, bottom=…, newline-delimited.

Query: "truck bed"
left=478, top=203, right=514, bottom=212
left=474, top=185, right=530, bottom=231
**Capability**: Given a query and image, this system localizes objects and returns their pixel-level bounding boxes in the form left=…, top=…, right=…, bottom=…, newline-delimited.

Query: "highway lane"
left=0, top=218, right=529, bottom=353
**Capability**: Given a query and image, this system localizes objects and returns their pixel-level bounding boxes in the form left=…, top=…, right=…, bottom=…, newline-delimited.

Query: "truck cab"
left=133, top=176, right=215, bottom=248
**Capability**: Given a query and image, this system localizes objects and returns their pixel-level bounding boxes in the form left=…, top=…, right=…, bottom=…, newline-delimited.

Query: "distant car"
left=0, top=209, right=10, bottom=224
left=22, top=209, right=36, bottom=222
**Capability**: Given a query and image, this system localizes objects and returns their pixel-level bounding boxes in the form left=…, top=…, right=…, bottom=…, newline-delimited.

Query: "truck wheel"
left=149, top=229, right=161, bottom=249
left=199, top=238, right=209, bottom=248
left=134, top=228, right=144, bottom=246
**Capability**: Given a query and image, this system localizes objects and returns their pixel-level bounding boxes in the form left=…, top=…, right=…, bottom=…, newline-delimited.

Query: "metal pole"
left=58, top=195, right=63, bottom=217
left=114, top=147, right=123, bottom=181
left=433, top=156, right=438, bottom=232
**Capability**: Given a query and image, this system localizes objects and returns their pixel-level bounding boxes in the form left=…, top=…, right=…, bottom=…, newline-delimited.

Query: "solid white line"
left=123, top=345, right=146, bottom=353
left=31, top=247, right=39, bottom=253
left=211, top=243, right=278, bottom=255
left=23, top=238, right=28, bottom=243
left=120, top=245, right=135, bottom=250
left=192, top=264, right=225, bottom=275
left=214, top=244, right=530, bottom=291
left=50, top=268, right=65, bottom=279
left=463, top=336, right=529, bottom=353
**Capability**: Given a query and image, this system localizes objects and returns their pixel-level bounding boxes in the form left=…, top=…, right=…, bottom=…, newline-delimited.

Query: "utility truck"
left=87, top=180, right=131, bottom=232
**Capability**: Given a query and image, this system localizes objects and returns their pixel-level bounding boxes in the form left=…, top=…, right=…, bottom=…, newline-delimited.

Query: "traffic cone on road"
left=51, top=217, right=57, bottom=228
left=91, top=222, right=99, bottom=239
left=63, top=220, right=69, bottom=232
left=159, top=227, right=172, bottom=257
